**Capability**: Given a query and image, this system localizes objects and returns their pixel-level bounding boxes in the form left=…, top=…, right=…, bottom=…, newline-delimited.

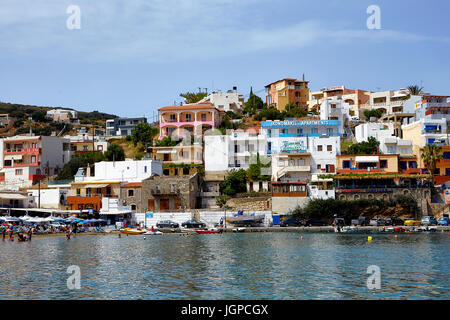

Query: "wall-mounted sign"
left=280, top=141, right=306, bottom=153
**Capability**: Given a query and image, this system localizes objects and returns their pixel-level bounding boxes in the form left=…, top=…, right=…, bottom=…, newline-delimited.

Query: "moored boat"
left=195, top=228, right=222, bottom=234
left=225, top=211, right=264, bottom=227
left=120, top=228, right=146, bottom=235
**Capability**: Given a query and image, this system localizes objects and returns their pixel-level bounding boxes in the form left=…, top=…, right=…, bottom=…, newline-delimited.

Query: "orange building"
left=265, top=77, right=310, bottom=110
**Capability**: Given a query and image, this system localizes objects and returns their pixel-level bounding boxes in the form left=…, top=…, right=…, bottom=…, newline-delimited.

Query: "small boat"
left=334, top=226, right=356, bottom=233
left=232, top=227, right=246, bottom=233
left=225, top=211, right=264, bottom=227
left=143, top=230, right=163, bottom=235
left=195, top=228, right=222, bottom=234
left=120, top=228, right=146, bottom=235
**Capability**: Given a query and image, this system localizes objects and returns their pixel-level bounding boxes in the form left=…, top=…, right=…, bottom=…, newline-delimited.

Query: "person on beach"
left=8, top=228, right=14, bottom=241
left=1, top=226, right=6, bottom=241
left=66, top=228, right=71, bottom=240
left=27, top=227, right=33, bottom=241
left=17, top=232, right=26, bottom=242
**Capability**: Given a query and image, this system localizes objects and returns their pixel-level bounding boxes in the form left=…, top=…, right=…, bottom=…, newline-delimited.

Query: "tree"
left=104, top=143, right=125, bottom=161
left=32, top=110, right=51, bottom=123
left=56, top=152, right=105, bottom=180
left=179, top=92, right=207, bottom=104
left=421, top=144, right=443, bottom=178
left=216, top=195, right=229, bottom=208
left=407, top=85, right=424, bottom=95
left=220, top=169, right=247, bottom=196
left=131, top=123, right=158, bottom=147
left=363, top=109, right=383, bottom=119
left=345, top=137, right=380, bottom=155
left=246, top=153, right=271, bottom=181
left=243, top=87, right=264, bottom=115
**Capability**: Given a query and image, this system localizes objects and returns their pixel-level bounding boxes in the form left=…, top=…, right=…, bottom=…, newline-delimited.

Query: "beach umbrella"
left=19, top=215, right=32, bottom=221
left=43, top=216, right=55, bottom=222
left=28, top=217, right=44, bottom=223
left=4, top=216, right=21, bottom=222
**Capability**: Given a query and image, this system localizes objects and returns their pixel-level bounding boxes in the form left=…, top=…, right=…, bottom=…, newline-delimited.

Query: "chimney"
left=302, top=74, right=305, bottom=81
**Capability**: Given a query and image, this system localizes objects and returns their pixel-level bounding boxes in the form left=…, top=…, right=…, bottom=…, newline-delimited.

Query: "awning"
left=156, top=149, right=177, bottom=154
left=4, top=154, right=22, bottom=160
left=84, top=183, right=110, bottom=189
left=0, top=193, right=28, bottom=200
left=355, top=156, right=379, bottom=163
left=99, top=210, right=131, bottom=215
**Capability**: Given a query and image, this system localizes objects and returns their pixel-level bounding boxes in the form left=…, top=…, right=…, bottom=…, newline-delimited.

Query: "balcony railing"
left=4, top=148, right=41, bottom=154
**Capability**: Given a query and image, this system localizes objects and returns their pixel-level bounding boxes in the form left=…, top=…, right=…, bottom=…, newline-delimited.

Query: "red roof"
left=265, top=78, right=309, bottom=87
left=122, top=182, right=142, bottom=188
left=158, top=102, right=220, bottom=112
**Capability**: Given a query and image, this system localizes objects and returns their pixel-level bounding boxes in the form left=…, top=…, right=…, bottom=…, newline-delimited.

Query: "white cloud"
left=0, top=0, right=448, bottom=62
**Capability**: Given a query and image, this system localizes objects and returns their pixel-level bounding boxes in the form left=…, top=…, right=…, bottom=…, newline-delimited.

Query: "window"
left=318, top=145, right=323, bottom=151
left=380, top=160, right=388, bottom=168
left=186, top=114, right=192, bottom=121
left=76, top=189, right=81, bottom=196
left=144, top=166, right=147, bottom=173
left=128, top=189, right=134, bottom=197
left=317, top=164, right=321, bottom=169
left=15, top=169, right=23, bottom=175
left=183, top=168, right=189, bottom=175
left=163, top=169, right=170, bottom=175
left=409, top=161, right=417, bottom=169
left=131, top=205, right=136, bottom=211
left=343, top=160, right=351, bottom=168
left=278, top=160, right=285, bottom=166
left=201, top=114, right=206, bottom=121
left=268, top=142, right=272, bottom=152
left=327, top=145, right=332, bottom=151
left=169, top=114, right=176, bottom=121
left=399, top=161, right=407, bottom=170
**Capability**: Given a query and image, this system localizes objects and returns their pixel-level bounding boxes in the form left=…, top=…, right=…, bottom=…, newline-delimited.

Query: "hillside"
left=0, top=101, right=118, bottom=137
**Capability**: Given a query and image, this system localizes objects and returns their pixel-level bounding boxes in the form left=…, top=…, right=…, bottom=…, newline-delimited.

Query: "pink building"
left=158, top=102, right=224, bottom=139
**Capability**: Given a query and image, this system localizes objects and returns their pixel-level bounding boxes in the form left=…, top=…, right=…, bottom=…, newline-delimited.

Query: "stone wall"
left=227, top=196, right=271, bottom=211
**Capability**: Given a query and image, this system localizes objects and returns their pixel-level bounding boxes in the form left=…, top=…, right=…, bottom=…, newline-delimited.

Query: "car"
left=421, top=216, right=437, bottom=226
left=181, top=220, right=206, bottom=229
left=369, top=218, right=385, bottom=226
left=280, top=219, right=303, bottom=227
left=404, top=218, right=421, bottom=226
left=156, top=220, right=179, bottom=228
left=351, top=216, right=371, bottom=226
left=438, top=216, right=450, bottom=226
left=385, top=217, right=404, bottom=226
left=305, top=219, right=327, bottom=227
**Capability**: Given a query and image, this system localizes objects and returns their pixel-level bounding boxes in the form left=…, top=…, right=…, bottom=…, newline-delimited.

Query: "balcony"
left=4, top=148, right=41, bottom=155
left=337, top=168, right=384, bottom=174
left=4, top=161, right=41, bottom=168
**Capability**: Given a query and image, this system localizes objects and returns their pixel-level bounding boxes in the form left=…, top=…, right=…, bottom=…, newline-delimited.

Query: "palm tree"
left=420, top=144, right=443, bottom=180
left=407, top=85, right=424, bottom=95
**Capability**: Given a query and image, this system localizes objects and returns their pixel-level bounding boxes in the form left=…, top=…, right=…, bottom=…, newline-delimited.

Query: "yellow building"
left=265, top=77, right=310, bottom=111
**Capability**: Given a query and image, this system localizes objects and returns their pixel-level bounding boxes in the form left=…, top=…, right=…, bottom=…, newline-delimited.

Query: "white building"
left=319, top=98, right=351, bottom=136
left=355, top=122, right=395, bottom=143
left=0, top=136, right=72, bottom=190
left=379, top=137, right=413, bottom=155
left=75, top=159, right=163, bottom=183
left=198, top=89, right=244, bottom=112
left=46, top=109, right=78, bottom=122
left=364, top=89, right=410, bottom=115
left=204, top=129, right=267, bottom=172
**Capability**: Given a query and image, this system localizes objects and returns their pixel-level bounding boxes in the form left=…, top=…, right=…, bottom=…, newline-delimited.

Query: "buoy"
left=143, top=237, right=146, bottom=240
left=300, top=236, right=304, bottom=240
left=394, top=235, right=398, bottom=239
left=368, top=236, right=373, bottom=242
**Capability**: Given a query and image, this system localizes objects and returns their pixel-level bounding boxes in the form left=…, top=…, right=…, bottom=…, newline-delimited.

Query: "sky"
left=0, top=0, right=449, bottom=120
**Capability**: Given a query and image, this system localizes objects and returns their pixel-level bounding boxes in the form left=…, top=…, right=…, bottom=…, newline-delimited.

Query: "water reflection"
left=0, top=233, right=448, bottom=300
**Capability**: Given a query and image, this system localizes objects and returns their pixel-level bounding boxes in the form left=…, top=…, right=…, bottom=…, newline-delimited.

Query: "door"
left=147, top=199, right=155, bottom=211
left=160, top=199, right=170, bottom=211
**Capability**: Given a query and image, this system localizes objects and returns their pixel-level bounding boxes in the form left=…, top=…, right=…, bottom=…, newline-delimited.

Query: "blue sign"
left=146, top=212, right=153, bottom=218
left=261, top=120, right=339, bottom=128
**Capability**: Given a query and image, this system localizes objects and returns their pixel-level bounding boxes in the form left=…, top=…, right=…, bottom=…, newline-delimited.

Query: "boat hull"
left=195, top=229, right=222, bottom=234
left=120, top=229, right=146, bottom=235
